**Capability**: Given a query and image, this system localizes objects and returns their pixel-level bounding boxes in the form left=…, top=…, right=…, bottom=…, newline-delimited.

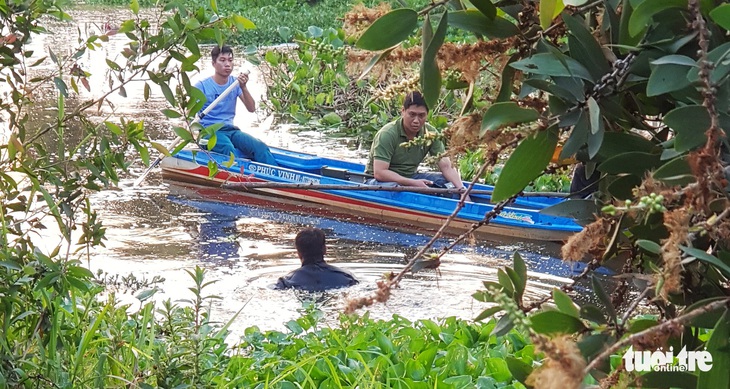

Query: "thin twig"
left=583, top=297, right=730, bottom=375
left=620, top=287, right=652, bottom=325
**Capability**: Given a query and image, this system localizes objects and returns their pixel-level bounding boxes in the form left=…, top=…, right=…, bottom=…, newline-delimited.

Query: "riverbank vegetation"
left=2, top=0, right=730, bottom=388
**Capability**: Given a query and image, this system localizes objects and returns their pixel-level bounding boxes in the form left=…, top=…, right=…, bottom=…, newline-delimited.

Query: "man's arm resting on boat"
left=373, top=159, right=430, bottom=187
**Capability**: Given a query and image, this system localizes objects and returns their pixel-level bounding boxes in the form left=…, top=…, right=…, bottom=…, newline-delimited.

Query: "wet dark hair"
left=211, top=45, right=233, bottom=62
left=403, top=91, right=428, bottom=111
left=295, top=227, right=326, bottom=265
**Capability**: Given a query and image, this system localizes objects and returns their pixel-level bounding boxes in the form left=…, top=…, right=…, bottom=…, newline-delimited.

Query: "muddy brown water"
left=12, top=8, right=603, bottom=340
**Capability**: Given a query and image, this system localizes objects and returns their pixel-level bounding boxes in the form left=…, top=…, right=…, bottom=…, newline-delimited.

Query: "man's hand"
left=409, top=178, right=432, bottom=188
left=237, top=70, right=250, bottom=89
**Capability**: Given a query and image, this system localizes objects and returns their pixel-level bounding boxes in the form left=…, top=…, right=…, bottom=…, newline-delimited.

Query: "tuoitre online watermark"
left=623, top=346, right=713, bottom=372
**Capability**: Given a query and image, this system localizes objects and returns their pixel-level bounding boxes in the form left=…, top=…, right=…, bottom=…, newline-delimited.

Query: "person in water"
left=194, top=45, right=278, bottom=166
left=275, top=227, right=358, bottom=291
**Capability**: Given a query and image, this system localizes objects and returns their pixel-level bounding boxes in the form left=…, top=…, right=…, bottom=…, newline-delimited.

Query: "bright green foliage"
left=224, top=312, right=536, bottom=388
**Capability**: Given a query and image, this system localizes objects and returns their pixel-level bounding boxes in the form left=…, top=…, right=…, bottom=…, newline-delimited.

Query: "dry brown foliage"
left=562, top=218, right=612, bottom=262
left=658, top=209, right=690, bottom=299
left=342, top=3, right=392, bottom=39
left=526, top=336, right=586, bottom=389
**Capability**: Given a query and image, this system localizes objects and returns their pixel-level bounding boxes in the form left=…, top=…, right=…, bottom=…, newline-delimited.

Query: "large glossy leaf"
left=356, top=9, right=418, bottom=51
left=421, top=13, right=447, bottom=110
left=470, top=0, right=497, bottom=19
left=480, top=102, right=539, bottom=135
left=564, top=14, right=610, bottom=80
left=530, top=310, right=586, bottom=334
left=646, top=64, right=692, bottom=96
left=710, top=3, right=730, bottom=31
left=697, top=311, right=730, bottom=388
left=492, top=126, right=558, bottom=202
left=598, top=151, right=661, bottom=175
left=628, top=0, right=686, bottom=37
left=560, top=110, right=589, bottom=159
left=448, top=10, right=519, bottom=39
left=653, top=156, right=696, bottom=186
left=594, top=132, right=656, bottom=162
left=540, top=199, right=600, bottom=225
left=680, top=245, right=730, bottom=277
left=664, top=105, right=710, bottom=152
left=511, top=53, right=594, bottom=81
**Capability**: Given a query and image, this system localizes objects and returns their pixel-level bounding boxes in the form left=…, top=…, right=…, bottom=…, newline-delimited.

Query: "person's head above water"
left=295, top=227, right=327, bottom=265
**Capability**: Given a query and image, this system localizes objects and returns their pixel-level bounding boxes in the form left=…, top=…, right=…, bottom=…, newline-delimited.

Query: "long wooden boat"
left=160, top=147, right=583, bottom=242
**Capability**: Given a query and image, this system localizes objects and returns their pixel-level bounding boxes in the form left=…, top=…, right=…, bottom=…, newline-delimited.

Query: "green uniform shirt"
left=365, top=119, right=445, bottom=177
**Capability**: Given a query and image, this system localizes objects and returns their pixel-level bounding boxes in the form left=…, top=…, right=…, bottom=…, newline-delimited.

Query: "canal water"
left=18, top=8, right=591, bottom=339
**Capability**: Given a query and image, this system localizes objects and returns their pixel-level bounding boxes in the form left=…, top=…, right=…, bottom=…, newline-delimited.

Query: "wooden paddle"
left=133, top=73, right=244, bottom=187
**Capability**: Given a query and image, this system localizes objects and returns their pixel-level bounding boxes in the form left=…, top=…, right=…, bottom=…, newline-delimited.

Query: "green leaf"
left=636, top=239, right=661, bottom=254
left=232, top=15, right=255, bottom=30
left=130, top=0, right=139, bottom=14
left=563, top=14, right=610, bottom=79
left=470, top=0, right=496, bottom=19
left=628, top=0, right=686, bottom=37
left=664, top=105, right=709, bottom=152
left=104, top=121, right=123, bottom=136
left=651, top=54, right=697, bottom=67
left=448, top=10, right=519, bottom=39
left=143, top=83, right=150, bottom=101
left=594, top=131, right=656, bottom=162
left=540, top=0, right=565, bottom=30
left=540, top=199, right=600, bottom=225
left=646, top=64, right=692, bottom=96
left=497, top=54, right=519, bottom=102
left=591, top=275, right=617, bottom=324
left=491, top=314, right=515, bottom=337
left=505, top=357, right=533, bottom=385
left=492, top=127, right=558, bottom=202
left=710, top=3, right=730, bottom=30
left=653, top=156, right=695, bottom=186
left=598, top=151, right=661, bottom=176
left=420, top=13, right=447, bottom=110
left=530, top=310, right=586, bottom=334
left=587, top=97, right=600, bottom=134
left=173, top=127, right=194, bottom=142
left=474, top=305, right=503, bottom=321
left=209, top=0, right=217, bottom=13
left=680, top=245, right=730, bottom=277
left=579, top=304, right=606, bottom=324
left=480, top=102, right=539, bottom=135
left=53, top=77, right=68, bottom=97
left=321, top=112, right=342, bottom=125
left=161, top=109, right=182, bottom=119
left=512, top=252, right=527, bottom=301
left=553, top=289, right=580, bottom=318
left=159, top=82, right=176, bottom=106
left=356, top=8, right=418, bottom=51
left=511, top=53, right=594, bottom=81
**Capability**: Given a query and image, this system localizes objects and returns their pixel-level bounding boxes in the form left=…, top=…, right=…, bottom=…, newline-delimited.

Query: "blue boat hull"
left=160, top=148, right=583, bottom=242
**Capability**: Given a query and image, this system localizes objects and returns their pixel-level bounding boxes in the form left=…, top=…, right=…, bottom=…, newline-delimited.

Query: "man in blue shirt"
left=275, top=227, right=359, bottom=292
left=194, top=45, right=278, bottom=166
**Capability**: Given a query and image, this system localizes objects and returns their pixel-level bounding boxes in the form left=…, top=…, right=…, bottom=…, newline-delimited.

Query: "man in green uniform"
left=365, top=91, right=467, bottom=198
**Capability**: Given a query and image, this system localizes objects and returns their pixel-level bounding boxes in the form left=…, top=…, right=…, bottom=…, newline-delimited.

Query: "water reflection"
left=90, top=178, right=596, bottom=337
